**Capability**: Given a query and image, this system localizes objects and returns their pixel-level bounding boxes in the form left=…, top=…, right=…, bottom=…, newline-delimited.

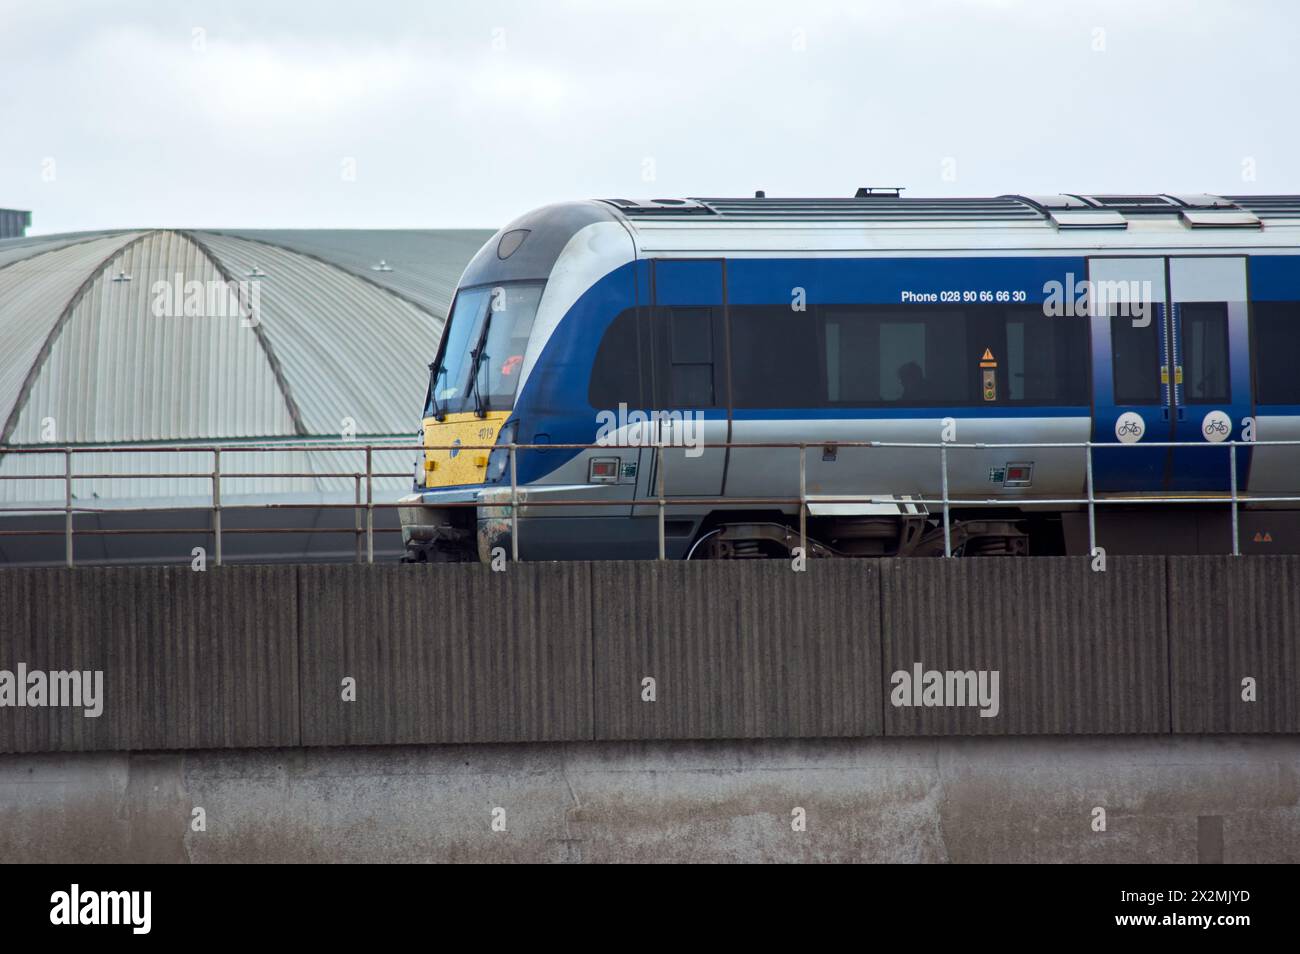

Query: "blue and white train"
left=399, top=192, right=1300, bottom=560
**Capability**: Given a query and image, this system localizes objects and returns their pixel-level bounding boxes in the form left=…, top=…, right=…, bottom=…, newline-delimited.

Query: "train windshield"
left=426, top=281, right=543, bottom=416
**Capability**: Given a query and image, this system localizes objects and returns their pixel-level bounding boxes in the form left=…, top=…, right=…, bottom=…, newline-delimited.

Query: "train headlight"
left=485, top=420, right=518, bottom=483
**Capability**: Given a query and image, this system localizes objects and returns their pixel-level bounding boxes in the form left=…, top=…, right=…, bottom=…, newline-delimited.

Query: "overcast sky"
left=2, top=0, right=1297, bottom=234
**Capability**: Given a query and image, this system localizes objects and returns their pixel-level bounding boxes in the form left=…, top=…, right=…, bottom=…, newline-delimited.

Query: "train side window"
left=1002, top=305, right=1090, bottom=404
left=588, top=308, right=642, bottom=409
left=732, top=302, right=1088, bottom=409
left=877, top=321, right=927, bottom=401
left=1006, top=320, right=1026, bottom=400
left=730, top=306, right=822, bottom=408
left=1253, top=301, right=1300, bottom=404
left=824, top=312, right=876, bottom=402
left=1111, top=307, right=1162, bottom=405
left=823, top=307, right=968, bottom=406
left=1180, top=303, right=1230, bottom=404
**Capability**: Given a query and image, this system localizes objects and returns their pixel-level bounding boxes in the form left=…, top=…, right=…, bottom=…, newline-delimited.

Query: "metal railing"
left=2, top=437, right=1299, bottom=566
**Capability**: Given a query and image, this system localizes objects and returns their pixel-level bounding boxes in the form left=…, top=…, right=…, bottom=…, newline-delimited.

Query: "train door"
left=1245, top=255, right=1300, bottom=499
left=1089, top=256, right=1250, bottom=494
left=1089, top=257, right=1172, bottom=492
left=635, top=259, right=729, bottom=500
left=1166, top=257, right=1251, bottom=491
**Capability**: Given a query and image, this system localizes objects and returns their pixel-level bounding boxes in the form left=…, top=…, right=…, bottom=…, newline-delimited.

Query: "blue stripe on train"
left=1248, top=255, right=1300, bottom=301
left=725, top=256, right=1087, bottom=305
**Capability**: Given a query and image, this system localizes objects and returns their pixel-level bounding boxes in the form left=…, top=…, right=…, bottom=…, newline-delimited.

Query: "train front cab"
left=400, top=280, right=543, bottom=561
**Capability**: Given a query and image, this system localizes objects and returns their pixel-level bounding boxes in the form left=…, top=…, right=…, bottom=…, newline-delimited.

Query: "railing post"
left=354, top=474, right=363, bottom=564
left=940, top=442, right=952, bottom=557
left=1229, top=441, right=1240, bottom=556
left=656, top=444, right=665, bottom=561
left=64, top=448, right=73, bottom=568
left=365, top=445, right=373, bottom=564
left=799, top=443, right=807, bottom=557
left=212, top=447, right=222, bottom=566
left=1085, top=441, right=1096, bottom=557
left=510, top=442, right=519, bottom=562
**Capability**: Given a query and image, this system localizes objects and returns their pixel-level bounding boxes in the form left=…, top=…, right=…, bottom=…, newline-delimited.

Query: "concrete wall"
left=1170, top=556, right=1300, bottom=733
left=0, top=566, right=299, bottom=752
left=2, top=736, right=1298, bottom=862
left=592, top=561, right=881, bottom=739
left=1, top=557, right=1298, bottom=753
left=299, top=564, right=593, bottom=744
left=882, top=557, right=1169, bottom=734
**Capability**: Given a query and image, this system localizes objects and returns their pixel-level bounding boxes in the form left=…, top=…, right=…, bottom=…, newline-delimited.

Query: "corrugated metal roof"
left=8, top=230, right=297, bottom=444
left=0, top=232, right=131, bottom=269
left=0, top=227, right=484, bottom=506
left=0, top=232, right=144, bottom=432
left=190, top=232, right=441, bottom=436
left=205, top=228, right=493, bottom=317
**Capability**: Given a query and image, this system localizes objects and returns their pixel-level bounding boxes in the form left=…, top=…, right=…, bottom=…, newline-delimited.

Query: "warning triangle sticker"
left=981, top=348, right=995, bottom=361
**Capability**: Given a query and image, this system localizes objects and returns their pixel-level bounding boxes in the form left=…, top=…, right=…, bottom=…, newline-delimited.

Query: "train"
left=398, top=191, right=1300, bottom=560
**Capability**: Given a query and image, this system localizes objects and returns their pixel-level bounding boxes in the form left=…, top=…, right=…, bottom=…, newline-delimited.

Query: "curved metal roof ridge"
left=196, top=228, right=446, bottom=320
left=0, top=230, right=135, bottom=274
left=0, top=230, right=151, bottom=447
left=179, top=229, right=309, bottom=436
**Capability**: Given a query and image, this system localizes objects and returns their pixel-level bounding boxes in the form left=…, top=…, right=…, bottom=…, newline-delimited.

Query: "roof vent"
left=854, top=186, right=905, bottom=198
left=1180, top=210, right=1261, bottom=229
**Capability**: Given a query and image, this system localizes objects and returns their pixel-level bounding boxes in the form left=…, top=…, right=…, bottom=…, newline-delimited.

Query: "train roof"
left=463, top=194, right=1300, bottom=291
left=600, top=193, right=1300, bottom=229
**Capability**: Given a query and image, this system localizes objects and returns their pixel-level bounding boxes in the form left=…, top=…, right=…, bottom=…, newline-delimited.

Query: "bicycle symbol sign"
left=1202, top=410, right=1232, bottom=443
left=1115, top=412, right=1145, bottom=444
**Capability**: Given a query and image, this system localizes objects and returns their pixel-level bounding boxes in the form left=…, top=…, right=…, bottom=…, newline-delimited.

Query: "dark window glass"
left=1254, top=301, right=1300, bottom=405
left=588, top=308, right=641, bottom=408
left=1111, top=306, right=1162, bottom=405
left=652, top=307, right=720, bottom=407
left=670, top=365, right=714, bottom=406
left=730, top=307, right=822, bottom=407
left=425, top=282, right=544, bottom=416
left=1179, top=303, right=1230, bottom=404
left=729, top=303, right=1087, bottom=409
left=822, top=307, right=968, bottom=405
left=1002, top=305, right=1090, bottom=404
left=670, top=309, right=712, bottom=363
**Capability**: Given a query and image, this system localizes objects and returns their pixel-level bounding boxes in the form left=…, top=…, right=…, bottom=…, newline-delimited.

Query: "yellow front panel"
left=422, top=411, right=510, bottom=488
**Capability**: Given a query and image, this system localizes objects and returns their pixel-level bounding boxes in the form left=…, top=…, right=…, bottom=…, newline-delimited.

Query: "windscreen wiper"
left=467, top=305, right=494, bottom=419
left=427, top=361, right=447, bottom=422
